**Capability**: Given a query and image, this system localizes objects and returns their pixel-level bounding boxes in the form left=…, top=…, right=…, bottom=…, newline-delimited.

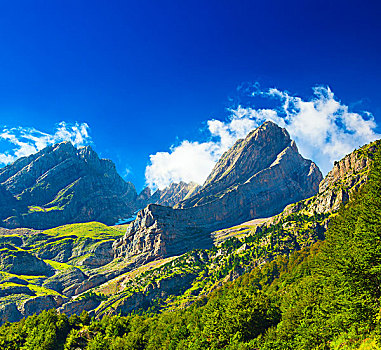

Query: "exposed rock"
left=0, top=302, right=22, bottom=324
left=96, top=272, right=196, bottom=317
left=149, top=181, right=202, bottom=207
left=176, top=121, right=320, bottom=208
left=270, top=140, right=380, bottom=224
left=35, top=236, right=115, bottom=268
left=43, top=267, right=87, bottom=295
left=0, top=142, right=138, bottom=229
left=58, top=297, right=101, bottom=317
left=114, top=122, right=323, bottom=262
left=0, top=285, right=35, bottom=297
left=0, top=235, right=23, bottom=247
left=0, top=295, right=67, bottom=325
left=137, top=182, right=202, bottom=209
left=0, top=276, right=28, bottom=285
left=35, top=237, right=74, bottom=262
left=0, top=249, right=55, bottom=276
left=314, top=143, right=375, bottom=212
left=114, top=204, right=213, bottom=262
left=136, top=187, right=151, bottom=208
left=18, top=295, right=66, bottom=317
left=65, top=274, right=108, bottom=297
left=72, top=240, right=115, bottom=267
left=0, top=185, right=22, bottom=221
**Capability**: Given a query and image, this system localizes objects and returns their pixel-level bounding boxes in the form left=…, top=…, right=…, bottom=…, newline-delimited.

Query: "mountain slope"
left=149, top=181, right=201, bottom=207
left=0, top=142, right=137, bottom=229
left=176, top=121, right=306, bottom=208
left=0, top=138, right=378, bottom=325
left=137, top=181, right=202, bottom=209
left=1, top=141, right=380, bottom=350
left=114, top=122, right=323, bottom=262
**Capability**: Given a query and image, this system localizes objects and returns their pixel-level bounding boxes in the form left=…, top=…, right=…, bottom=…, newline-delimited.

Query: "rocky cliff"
left=149, top=181, right=201, bottom=207
left=136, top=182, right=201, bottom=209
left=0, top=142, right=137, bottom=229
left=114, top=121, right=323, bottom=262
left=270, top=139, right=380, bottom=222
left=0, top=137, right=379, bottom=323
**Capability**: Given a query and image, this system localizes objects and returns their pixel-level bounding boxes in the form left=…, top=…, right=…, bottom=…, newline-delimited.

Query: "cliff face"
left=274, top=140, right=379, bottom=221
left=136, top=182, right=201, bottom=209
left=177, top=122, right=295, bottom=209
left=114, top=122, right=323, bottom=262
left=0, top=138, right=378, bottom=323
left=0, top=142, right=137, bottom=229
left=149, top=181, right=201, bottom=207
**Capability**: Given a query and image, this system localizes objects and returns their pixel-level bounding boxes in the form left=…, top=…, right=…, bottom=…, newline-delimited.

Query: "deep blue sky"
left=0, top=0, right=380, bottom=190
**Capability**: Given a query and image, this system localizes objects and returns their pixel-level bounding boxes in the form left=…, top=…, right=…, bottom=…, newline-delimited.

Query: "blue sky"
left=0, top=0, right=380, bottom=191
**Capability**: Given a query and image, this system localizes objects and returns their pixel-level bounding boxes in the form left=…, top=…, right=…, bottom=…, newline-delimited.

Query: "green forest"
left=1, top=148, right=381, bottom=350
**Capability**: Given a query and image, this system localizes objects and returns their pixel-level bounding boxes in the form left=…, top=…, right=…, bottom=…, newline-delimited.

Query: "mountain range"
left=0, top=143, right=200, bottom=230
left=0, top=120, right=379, bottom=349
left=114, top=121, right=322, bottom=262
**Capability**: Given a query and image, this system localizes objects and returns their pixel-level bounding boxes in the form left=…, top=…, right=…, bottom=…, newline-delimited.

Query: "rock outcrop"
left=42, top=267, right=88, bottom=295
left=0, top=295, right=67, bottom=325
left=272, top=140, right=380, bottom=221
left=137, top=182, right=202, bottom=209
left=0, top=142, right=138, bottom=229
left=0, top=136, right=379, bottom=323
left=0, top=248, right=55, bottom=276
left=149, top=181, right=201, bottom=207
left=114, top=122, right=323, bottom=262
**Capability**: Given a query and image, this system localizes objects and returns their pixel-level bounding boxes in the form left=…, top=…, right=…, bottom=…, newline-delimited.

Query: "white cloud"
left=146, top=108, right=273, bottom=190
left=145, top=141, right=219, bottom=190
left=0, top=122, right=92, bottom=165
left=145, top=85, right=380, bottom=190
left=240, top=86, right=380, bottom=174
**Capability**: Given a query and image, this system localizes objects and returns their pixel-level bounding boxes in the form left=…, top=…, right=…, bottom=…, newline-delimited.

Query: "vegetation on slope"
left=0, top=222, right=125, bottom=310
left=1, top=146, right=381, bottom=349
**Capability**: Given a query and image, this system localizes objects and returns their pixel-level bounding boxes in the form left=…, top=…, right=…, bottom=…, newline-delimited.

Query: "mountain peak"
left=115, top=122, right=323, bottom=262
left=0, top=142, right=137, bottom=229
left=177, top=121, right=300, bottom=209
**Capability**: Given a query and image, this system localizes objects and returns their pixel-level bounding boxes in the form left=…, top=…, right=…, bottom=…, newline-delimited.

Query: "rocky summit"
left=0, top=142, right=137, bottom=229
left=114, top=121, right=323, bottom=262
left=145, top=181, right=202, bottom=208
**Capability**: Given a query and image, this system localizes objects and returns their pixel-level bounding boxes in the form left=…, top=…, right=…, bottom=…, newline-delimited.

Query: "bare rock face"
left=42, top=267, right=88, bottom=295
left=114, top=122, right=323, bottom=262
left=315, top=143, right=375, bottom=212
left=0, top=142, right=138, bottom=229
left=149, top=181, right=202, bottom=207
left=113, top=204, right=213, bottom=261
left=136, top=187, right=152, bottom=208
left=18, top=295, right=66, bottom=318
left=276, top=140, right=380, bottom=220
left=0, top=295, right=67, bottom=325
left=0, top=248, right=55, bottom=276
left=137, top=182, right=202, bottom=209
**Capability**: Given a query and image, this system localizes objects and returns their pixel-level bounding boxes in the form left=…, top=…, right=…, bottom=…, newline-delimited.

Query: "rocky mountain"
left=0, top=142, right=137, bottom=229
left=268, top=139, right=379, bottom=225
left=0, top=134, right=378, bottom=325
left=114, top=121, right=323, bottom=262
left=149, top=181, right=201, bottom=207
left=136, top=182, right=201, bottom=209
left=93, top=138, right=381, bottom=318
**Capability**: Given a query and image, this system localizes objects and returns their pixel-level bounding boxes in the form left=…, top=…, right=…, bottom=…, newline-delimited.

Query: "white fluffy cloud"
left=145, top=115, right=262, bottom=190
left=242, top=86, right=380, bottom=174
left=0, top=122, right=92, bottom=165
left=145, top=85, right=380, bottom=190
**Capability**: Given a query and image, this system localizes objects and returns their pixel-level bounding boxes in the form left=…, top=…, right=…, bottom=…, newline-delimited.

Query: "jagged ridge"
left=114, top=122, right=323, bottom=262
left=0, top=142, right=137, bottom=229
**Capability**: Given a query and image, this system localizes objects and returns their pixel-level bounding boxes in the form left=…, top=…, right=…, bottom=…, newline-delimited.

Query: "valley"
left=0, top=122, right=379, bottom=349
